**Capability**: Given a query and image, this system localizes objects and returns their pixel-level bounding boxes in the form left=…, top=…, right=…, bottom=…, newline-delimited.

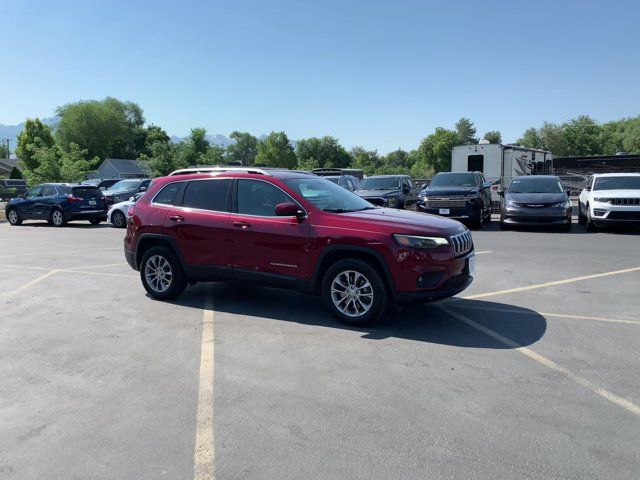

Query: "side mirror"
left=100, top=186, right=106, bottom=191
left=139, top=186, right=147, bottom=192
left=275, top=202, right=304, bottom=217
left=403, top=186, right=410, bottom=194
left=129, top=196, right=135, bottom=201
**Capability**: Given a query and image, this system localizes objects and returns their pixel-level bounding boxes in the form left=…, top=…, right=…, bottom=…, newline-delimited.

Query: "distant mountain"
left=0, top=117, right=59, bottom=152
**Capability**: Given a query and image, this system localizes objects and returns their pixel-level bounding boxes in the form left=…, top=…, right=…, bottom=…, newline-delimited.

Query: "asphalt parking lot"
left=0, top=220, right=639, bottom=479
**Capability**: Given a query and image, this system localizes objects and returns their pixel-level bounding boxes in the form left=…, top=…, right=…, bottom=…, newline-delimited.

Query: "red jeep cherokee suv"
left=124, top=168, right=475, bottom=325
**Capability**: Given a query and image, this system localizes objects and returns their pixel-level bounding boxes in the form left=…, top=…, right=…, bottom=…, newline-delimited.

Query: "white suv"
left=578, top=173, right=640, bottom=231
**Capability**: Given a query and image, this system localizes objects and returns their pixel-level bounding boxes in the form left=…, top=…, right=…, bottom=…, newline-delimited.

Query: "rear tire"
left=321, top=259, right=388, bottom=326
left=140, top=246, right=187, bottom=300
left=7, top=208, right=22, bottom=226
left=585, top=207, right=597, bottom=232
left=577, top=205, right=586, bottom=225
left=111, top=210, right=126, bottom=228
left=51, top=208, right=66, bottom=227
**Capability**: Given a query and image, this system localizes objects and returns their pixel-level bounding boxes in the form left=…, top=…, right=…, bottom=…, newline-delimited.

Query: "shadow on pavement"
left=166, top=283, right=547, bottom=349
left=13, top=221, right=112, bottom=229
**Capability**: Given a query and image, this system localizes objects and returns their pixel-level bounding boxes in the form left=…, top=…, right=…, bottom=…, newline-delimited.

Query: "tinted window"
left=72, top=187, right=103, bottom=198
left=237, top=180, right=295, bottom=216
left=26, top=186, right=43, bottom=198
left=42, top=186, right=57, bottom=196
left=593, top=176, right=640, bottom=191
left=283, top=177, right=374, bottom=213
left=509, top=177, right=564, bottom=194
left=429, top=173, right=477, bottom=187
left=359, top=177, right=401, bottom=190
left=183, top=179, right=230, bottom=211
left=154, top=182, right=185, bottom=205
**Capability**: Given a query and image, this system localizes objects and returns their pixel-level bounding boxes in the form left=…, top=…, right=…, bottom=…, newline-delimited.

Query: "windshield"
left=593, top=176, right=640, bottom=191
left=509, top=177, right=563, bottom=194
left=283, top=177, right=375, bottom=213
left=106, top=180, right=139, bottom=193
left=429, top=173, right=476, bottom=187
left=359, top=177, right=401, bottom=190
left=325, top=177, right=340, bottom=185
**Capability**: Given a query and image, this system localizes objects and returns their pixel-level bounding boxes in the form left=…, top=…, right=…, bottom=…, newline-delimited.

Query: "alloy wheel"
left=8, top=210, right=19, bottom=224
left=52, top=210, right=64, bottom=226
left=330, top=270, right=374, bottom=318
left=144, top=255, right=173, bottom=293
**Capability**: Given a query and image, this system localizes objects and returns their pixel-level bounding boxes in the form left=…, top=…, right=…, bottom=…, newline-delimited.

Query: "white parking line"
left=475, top=250, right=492, bottom=255
left=449, top=304, right=640, bottom=326
left=2, top=270, right=58, bottom=297
left=193, top=291, right=215, bottom=480
left=464, top=266, right=640, bottom=300
left=437, top=304, right=640, bottom=417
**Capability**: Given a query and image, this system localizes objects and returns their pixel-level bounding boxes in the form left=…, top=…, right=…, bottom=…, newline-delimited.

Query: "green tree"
left=198, top=144, right=226, bottom=166
left=27, top=145, right=61, bottom=185
left=455, top=117, right=477, bottom=145
left=256, top=132, right=297, bottom=168
left=177, top=128, right=211, bottom=166
left=295, top=136, right=351, bottom=169
left=55, top=97, right=145, bottom=160
left=141, top=141, right=184, bottom=177
left=0, top=142, right=8, bottom=159
left=350, top=147, right=382, bottom=175
left=378, top=148, right=414, bottom=174
left=16, top=118, right=55, bottom=172
left=417, top=128, right=458, bottom=172
left=227, top=131, right=258, bottom=165
left=517, top=127, right=543, bottom=149
left=482, top=131, right=502, bottom=144
left=563, top=115, right=604, bottom=156
left=60, top=143, right=99, bottom=182
left=538, top=122, right=569, bottom=156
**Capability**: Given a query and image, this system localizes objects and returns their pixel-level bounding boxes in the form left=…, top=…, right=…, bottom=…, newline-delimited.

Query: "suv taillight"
left=66, top=195, right=83, bottom=202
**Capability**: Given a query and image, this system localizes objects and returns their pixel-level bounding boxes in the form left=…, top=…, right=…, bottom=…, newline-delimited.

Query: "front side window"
left=154, top=182, right=185, bottom=206
left=183, top=179, right=231, bottom=211
left=237, top=180, right=295, bottom=216
left=26, top=186, right=43, bottom=198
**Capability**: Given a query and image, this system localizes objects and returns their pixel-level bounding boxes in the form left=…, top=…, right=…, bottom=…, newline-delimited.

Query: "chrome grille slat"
left=424, top=197, right=468, bottom=208
left=449, top=230, right=473, bottom=256
left=611, top=198, right=640, bottom=206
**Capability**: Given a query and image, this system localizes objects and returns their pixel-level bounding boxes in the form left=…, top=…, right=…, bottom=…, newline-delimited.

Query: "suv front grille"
left=610, top=198, right=640, bottom=206
left=363, top=197, right=386, bottom=206
left=424, top=197, right=468, bottom=208
left=449, top=230, right=473, bottom=256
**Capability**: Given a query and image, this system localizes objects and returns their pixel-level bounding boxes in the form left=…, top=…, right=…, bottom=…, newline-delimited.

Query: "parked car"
left=81, top=178, right=121, bottom=191
left=499, top=175, right=572, bottom=231
left=104, top=178, right=150, bottom=205
left=5, top=183, right=108, bottom=227
left=353, top=175, right=418, bottom=209
left=417, top=172, right=492, bottom=228
left=312, top=167, right=364, bottom=181
left=0, top=179, right=28, bottom=201
left=578, top=173, right=640, bottom=231
left=108, top=192, right=143, bottom=228
left=323, top=175, right=359, bottom=191
left=124, top=169, right=474, bottom=325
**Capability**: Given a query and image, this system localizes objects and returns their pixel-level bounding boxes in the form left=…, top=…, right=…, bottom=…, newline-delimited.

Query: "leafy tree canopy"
left=455, top=117, right=477, bottom=145
left=483, top=131, right=502, bottom=144
left=295, top=136, right=351, bottom=169
left=417, top=128, right=458, bottom=173
left=256, top=132, right=297, bottom=169
left=16, top=118, right=55, bottom=171
left=227, top=131, right=258, bottom=165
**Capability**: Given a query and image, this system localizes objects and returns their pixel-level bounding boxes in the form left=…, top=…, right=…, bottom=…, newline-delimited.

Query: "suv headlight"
left=506, top=200, right=518, bottom=207
left=551, top=200, right=571, bottom=208
left=393, top=234, right=449, bottom=249
left=594, top=197, right=611, bottom=203
left=386, top=196, right=398, bottom=207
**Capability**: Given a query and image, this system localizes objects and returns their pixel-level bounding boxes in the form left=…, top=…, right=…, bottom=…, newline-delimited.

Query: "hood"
left=507, top=192, right=566, bottom=204
left=589, top=189, right=640, bottom=198
left=354, top=188, right=399, bottom=197
left=339, top=207, right=467, bottom=236
left=422, top=186, right=478, bottom=196
left=110, top=199, right=135, bottom=209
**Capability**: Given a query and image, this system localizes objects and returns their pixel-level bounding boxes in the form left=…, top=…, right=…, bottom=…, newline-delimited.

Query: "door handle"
left=233, top=221, right=251, bottom=229
left=169, top=215, right=185, bottom=222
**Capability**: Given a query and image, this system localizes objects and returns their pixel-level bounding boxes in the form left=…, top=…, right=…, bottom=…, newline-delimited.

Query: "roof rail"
left=169, top=166, right=276, bottom=176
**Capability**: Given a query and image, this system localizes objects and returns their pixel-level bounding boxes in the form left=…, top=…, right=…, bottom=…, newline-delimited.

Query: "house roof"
left=0, top=157, right=22, bottom=173
left=104, top=158, right=149, bottom=175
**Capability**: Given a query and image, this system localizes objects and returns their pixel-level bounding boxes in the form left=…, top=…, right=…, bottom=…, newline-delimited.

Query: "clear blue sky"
left=2, top=0, right=639, bottom=153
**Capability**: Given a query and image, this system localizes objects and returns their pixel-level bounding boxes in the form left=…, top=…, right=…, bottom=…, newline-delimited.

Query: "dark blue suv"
left=5, top=183, right=108, bottom=227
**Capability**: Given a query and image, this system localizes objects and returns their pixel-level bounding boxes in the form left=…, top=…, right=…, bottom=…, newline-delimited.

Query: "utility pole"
left=2, top=139, right=10, bottom=160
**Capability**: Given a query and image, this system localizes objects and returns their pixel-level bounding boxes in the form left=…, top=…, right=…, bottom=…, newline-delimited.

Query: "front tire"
left=577, top=204, right=586, bottom=225
left=111, top=210, right=126, bottom=228
left=7, top=208, right=22, bottom=226
left=51, top=208, right=66, bottom=227
left=89, top=218, right=102, bottom=225
left=321, top=259, right=388, bottom=326
left=140, top=246, right=187, bottom=300
left=585, top=207, right=598, bottom=232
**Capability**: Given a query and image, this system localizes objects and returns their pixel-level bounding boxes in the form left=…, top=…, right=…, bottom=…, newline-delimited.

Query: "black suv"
left=354, top=175, right=418, bottom=209
left=418, top=172, right=492, bottom=228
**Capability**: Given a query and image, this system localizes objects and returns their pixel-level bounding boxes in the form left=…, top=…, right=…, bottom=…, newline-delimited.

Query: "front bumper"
left=501, top=206, right=571, bottom=226
left=395, top=275, right=473, bottom=303
left=417, top=203, right=477, bottom=220
left=67, top=209, right=108, bottom=221
left=125, top=248, right=138, bottom=270
left=590, top=205, right=640, bottom=223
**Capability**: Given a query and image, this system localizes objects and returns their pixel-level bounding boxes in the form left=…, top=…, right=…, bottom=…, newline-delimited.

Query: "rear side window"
left=42, top=186, right=57, bottom=196
left=183, top=179, right=231, bottom=211
left=72, top=187, right=102, bottom=198
left=153, top=182, right=185, bottom=206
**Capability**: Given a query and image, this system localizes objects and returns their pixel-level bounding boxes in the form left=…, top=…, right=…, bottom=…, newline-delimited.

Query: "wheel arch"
left=135, top=234, right=185, bottom=270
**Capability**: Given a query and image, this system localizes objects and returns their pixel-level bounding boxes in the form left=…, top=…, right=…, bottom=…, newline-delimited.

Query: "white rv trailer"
left=451, top=143, right=553, bottom=201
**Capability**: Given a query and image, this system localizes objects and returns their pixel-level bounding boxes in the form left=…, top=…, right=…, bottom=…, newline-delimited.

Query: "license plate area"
left=89, top=200, right=96, bottom=206
left=439, top=208, right=450, bottom=215
left=466, top=253, right=476, bottom=274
